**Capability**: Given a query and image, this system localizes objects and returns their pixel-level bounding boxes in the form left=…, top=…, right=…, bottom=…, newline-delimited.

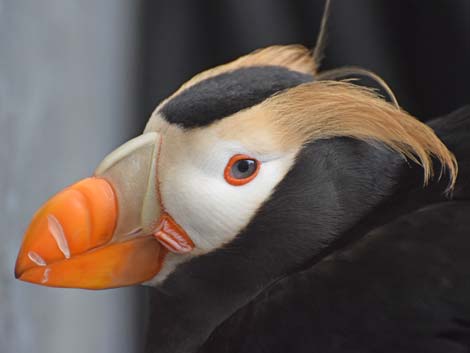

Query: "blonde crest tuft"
left=256, top=81, right=458, bottom=189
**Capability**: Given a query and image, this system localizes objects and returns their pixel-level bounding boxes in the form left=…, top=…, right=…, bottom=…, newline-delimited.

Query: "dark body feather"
left=146, top=107, right=470, bottom=353
left=201, top=202, right=470, bottom=353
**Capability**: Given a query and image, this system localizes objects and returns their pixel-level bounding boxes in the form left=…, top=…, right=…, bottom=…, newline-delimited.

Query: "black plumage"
left=161, top=66, right=313, bottom=128
left=146, top=107, right=470, bottom=353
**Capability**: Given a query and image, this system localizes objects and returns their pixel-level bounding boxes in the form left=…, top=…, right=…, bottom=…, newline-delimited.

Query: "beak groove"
left=15, top=177, right=118, bottom=279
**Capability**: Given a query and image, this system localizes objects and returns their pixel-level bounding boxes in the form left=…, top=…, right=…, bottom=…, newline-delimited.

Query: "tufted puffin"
left=13, top=8, right=470, bottom=353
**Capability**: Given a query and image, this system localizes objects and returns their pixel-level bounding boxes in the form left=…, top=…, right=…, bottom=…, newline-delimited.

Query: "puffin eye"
left=224, top=154, right=260, bottom=186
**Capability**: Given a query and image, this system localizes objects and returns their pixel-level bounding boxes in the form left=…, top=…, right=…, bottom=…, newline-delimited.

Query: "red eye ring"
left=224, top=154, right=260, bottom=186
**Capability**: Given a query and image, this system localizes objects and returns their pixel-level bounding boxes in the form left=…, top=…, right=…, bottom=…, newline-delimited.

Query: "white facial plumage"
left=143, top=115, right=298, bottom=285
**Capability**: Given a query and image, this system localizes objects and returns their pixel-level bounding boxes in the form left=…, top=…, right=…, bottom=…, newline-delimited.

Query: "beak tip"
left=14, top=264, right=28, bottom=281
left=14, top=256, right=24, bottom=279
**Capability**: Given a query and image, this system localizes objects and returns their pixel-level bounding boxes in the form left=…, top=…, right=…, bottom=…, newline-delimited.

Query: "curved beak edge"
left=14, top=177, right=164, bottom=290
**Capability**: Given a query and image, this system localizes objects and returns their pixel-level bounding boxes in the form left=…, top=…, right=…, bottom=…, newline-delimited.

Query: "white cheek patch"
left=145, top=130, right=297, bottom=286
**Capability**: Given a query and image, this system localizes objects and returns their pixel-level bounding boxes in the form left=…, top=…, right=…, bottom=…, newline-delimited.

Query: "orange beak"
left=15, top=132, right=169, bottom=289
left=14, top=177, right=164, bottom=289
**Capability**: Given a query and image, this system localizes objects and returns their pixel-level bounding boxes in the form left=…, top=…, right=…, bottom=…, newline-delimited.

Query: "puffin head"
left=15, top=45, right=456, bottom=293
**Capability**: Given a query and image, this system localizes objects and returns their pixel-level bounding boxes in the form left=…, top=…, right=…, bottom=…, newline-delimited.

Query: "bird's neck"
left=145, top=137, right=441, bottom=353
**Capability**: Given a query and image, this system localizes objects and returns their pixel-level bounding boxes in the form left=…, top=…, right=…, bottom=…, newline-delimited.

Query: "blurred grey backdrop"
left=0, top=0, right=468, bottom=352
left=0, top=1, right=146, bottom=352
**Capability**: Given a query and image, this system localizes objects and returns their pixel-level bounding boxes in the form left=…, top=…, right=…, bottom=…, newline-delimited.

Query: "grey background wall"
left=0, top=1, right=146, bottom=352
